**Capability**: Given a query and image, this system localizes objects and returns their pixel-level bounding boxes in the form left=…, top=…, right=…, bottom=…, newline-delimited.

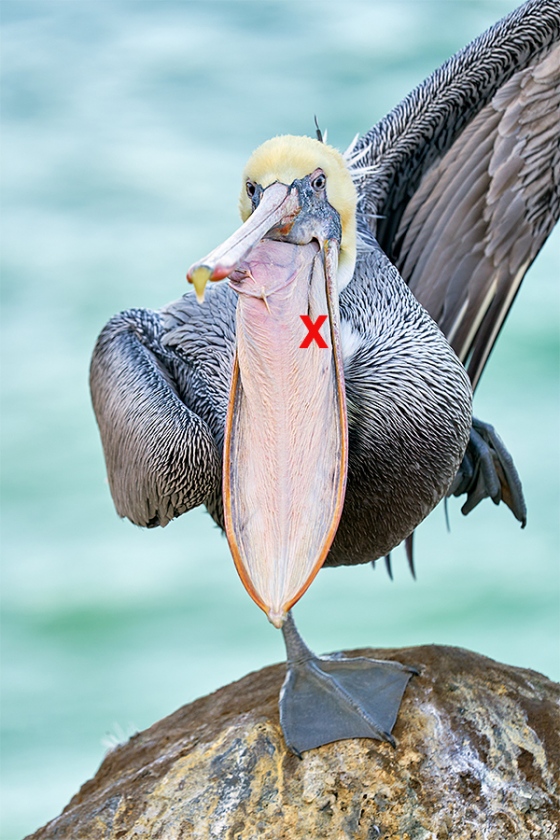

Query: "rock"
left=27, top=645, right=559, bottom=840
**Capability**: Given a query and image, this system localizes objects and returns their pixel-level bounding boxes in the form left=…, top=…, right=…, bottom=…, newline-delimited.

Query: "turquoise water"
left=1, top=1, right=558, bottom=837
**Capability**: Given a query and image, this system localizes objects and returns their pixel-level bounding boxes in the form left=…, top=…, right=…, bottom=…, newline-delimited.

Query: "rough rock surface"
left=27, top=645, right=559, bottom=840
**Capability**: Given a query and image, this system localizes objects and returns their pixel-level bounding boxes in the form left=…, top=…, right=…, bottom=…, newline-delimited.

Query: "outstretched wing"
left=90, top=307, right=221, bottom=528
left=350, top=0, right=559, bottom=388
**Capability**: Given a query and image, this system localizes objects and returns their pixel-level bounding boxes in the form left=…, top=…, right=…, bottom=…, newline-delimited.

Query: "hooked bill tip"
left=187, top=265, right=212, bottom=304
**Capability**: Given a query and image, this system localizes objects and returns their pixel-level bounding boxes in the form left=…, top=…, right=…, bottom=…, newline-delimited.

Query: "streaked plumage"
left=90, top=0, right=559, bottom=752
left=351, top=0, right=559, bottom=388
left=91, top=0, right=559, bottom=572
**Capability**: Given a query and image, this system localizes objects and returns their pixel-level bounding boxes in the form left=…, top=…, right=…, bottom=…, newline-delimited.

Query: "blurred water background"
left=1, top=1, right=558, bottom=837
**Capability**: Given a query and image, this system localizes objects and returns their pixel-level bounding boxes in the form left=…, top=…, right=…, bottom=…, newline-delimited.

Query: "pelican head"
left=189, top=135, right=357, bottom=300
left=187, top=136, right=357, bottom=627
left=239, top=136, right=357, bottom=289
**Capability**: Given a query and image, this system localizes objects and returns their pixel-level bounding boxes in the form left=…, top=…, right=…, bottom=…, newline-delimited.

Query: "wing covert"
left=350, top=0, right=559, bottom=387
left=90, top=308, right=220, bottom=528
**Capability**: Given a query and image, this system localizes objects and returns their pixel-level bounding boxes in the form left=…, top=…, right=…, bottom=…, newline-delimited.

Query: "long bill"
left=187, top=189, right=348, bottom=628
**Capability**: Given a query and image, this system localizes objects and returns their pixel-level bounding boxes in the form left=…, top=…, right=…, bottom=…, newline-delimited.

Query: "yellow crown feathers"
left=239, top=135, right=357, bottom=288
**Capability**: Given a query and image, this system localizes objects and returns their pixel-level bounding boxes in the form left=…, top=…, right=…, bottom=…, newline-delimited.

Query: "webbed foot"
left=279, top=613, right=417, bottom=755
left=449, top=416, right=526, bottom=526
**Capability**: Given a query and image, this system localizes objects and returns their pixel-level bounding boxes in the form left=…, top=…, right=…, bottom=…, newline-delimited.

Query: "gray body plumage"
left=90, top=0, right=559, bottom=568
left=91, top=232, right=472, bottom=565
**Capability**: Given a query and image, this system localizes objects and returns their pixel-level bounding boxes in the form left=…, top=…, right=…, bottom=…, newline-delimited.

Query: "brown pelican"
left=90, top=0, right=560, bottom=755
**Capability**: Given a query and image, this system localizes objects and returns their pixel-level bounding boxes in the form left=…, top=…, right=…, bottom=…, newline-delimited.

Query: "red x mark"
left=300, top=314, right=328, bottom=349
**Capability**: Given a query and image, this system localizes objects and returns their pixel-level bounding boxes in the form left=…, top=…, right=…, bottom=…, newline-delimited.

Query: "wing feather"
left=350, top=0, right=559, bottom=388
left=90, top=308, right=220, bottom=527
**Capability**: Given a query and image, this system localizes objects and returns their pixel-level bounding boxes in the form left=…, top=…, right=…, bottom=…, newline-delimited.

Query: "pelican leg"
left=279, top=613, right=417, bottom=756
left=449, top=416, right=527, bottom=526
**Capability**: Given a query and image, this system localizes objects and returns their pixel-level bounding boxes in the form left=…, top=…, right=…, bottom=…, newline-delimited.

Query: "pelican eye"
left=246, top=181, right=257, bottom=198
left=311, top=173, right=326, bottom=192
